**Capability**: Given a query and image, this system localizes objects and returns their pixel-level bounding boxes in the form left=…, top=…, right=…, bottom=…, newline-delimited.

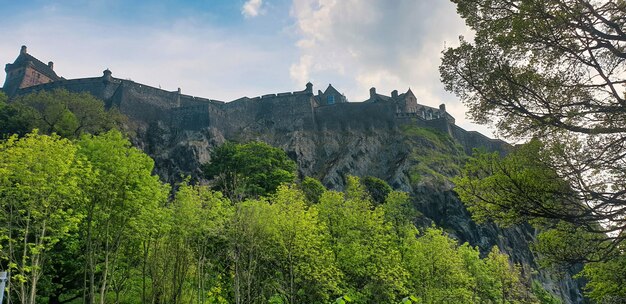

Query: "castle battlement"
left=1, top=46, right=506, bottom=152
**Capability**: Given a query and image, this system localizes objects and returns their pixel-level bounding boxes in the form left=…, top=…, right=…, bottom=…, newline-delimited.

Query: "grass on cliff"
left=400, top=125, right=466, bottom=186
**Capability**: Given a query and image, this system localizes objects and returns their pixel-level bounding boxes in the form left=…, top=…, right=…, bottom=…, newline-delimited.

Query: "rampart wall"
left=10, top=76, right=508, bottom=152
left=314, top=102, right=396, bottom=131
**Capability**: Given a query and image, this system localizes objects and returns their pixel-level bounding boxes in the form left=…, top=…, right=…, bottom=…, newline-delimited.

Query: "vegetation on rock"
left=441, top=0, right=626, bottom=301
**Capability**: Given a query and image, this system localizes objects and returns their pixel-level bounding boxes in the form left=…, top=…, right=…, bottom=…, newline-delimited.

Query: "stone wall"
left=451, top=124, right=509, bottom=154
left=221, top=91, right=316, bottom=137
left=314, top=101, right=396, bottom=131
left=11, top=75, right=508, bottom=153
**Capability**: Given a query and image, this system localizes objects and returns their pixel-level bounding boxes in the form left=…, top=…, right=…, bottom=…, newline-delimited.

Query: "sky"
left=0, top=0, right=493, bottom=136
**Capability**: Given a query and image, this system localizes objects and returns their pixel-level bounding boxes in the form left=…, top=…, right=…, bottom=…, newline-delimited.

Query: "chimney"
left=48, top=61, right=54, bottom=70
left=20, top=45, right=27, bottom=54
left=391, top=90, right=398, bottom=98
left=102, top=69, right=113, bottom=82
left=439, top=104, right=446, bottom=112
left=369, top=87, right=376, bottom=99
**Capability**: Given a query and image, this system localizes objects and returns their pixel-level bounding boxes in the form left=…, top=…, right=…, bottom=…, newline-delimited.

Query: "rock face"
left=140, top=116, right=584, bottom=303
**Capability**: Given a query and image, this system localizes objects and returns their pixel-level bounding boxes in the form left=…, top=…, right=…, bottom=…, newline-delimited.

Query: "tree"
left=317, top=176, right=408, bottom=303
left=441, top=0, right=626, bottom=266
left=270, top=185, right=341, bottom=304
left=299, top=177, right=326, bottom=204
left=4, top=89, right=124, bottom=138
left=361, top=176, right=392, bottom=205
left=0, top=132, right=89, bottom=304
left=146, top=181, right=233, bottom=304
left=202, top=141, right=297, bottom=200
left=77, top=130, right=169, bottom=304
left=0, top=92, right=31, bottom=137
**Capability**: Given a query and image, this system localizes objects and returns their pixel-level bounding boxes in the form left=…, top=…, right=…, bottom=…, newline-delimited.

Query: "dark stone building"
left=3, top=46, right=63, bottom=96
left=1, top=46, right=506, bottom=152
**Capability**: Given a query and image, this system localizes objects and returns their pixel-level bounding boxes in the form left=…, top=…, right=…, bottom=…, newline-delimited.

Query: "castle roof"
left=7, top=47, right=62, bottom=81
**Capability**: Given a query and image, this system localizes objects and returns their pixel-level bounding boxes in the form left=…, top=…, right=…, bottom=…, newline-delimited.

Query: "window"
left=327, top=95, right=335, bottom=104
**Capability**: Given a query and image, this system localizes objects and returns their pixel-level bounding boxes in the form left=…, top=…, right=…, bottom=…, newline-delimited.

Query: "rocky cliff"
left=136, top=115, right=584, bottom=303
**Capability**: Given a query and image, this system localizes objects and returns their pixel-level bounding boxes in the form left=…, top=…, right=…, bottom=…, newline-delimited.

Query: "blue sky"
left=0, top=0, right=494, bottom=135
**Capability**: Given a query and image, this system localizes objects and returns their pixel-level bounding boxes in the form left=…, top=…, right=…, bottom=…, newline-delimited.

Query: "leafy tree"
left=202, top=141, right=297, bottom=200
left=483, top=246, right=529, bottom=303
left=453, top=141, right=575, bottom=227
left=145, top=181, right=233, bottom=304
left=270, top=185, right=341, bottom=303
left=578, top=250, right=626, bottom=303
left=300, top=176, right=326, bottom=204
left=531, top=280, right=562, bottom=304
left=401, top=227, right=473, bottom=303
left=4, top=89, right=124, bottom=138
left=0, top=100, right=32, bottom=137
left=361, top=176, right=392, bottom=205
left=318, top=176, right=408, bottom=303
left=441, top=0, right=626, bottom=261
left=76, top=130, right=169, bottom=304
left=0, top=132, right=89, bottom=304
left=229, top=198, right=281, bottom=304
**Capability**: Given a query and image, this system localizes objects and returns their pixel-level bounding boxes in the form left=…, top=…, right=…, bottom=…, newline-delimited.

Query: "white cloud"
left=242, top=0, right=264, bottom=18
left=0, top=14, right=295, bottom=101
left=288, top=0, right=492, bottom=135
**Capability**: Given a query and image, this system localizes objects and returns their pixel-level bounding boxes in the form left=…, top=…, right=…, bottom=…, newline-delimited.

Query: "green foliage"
left=361, top=176, right=392, bottom=205
left=300, top=176, right=326, bottom=204
left=319, top=176, right=408, bottom=303
left=4, top=89, right=125, bottom=138
left=77, top=130, right=170, bottom=303
left=0, top=135, right=542, bottom=304
left=453, top=140, right=573, bottom=227
left=441, top=0, right=626, bottom=296
left=0, top=99, right=32, bottom=137
left=335, top=294, right=353, bottom=304
left=400, top=125, right=465, bottom=186
left=202, top=141, right=297, bottom=200
left=0, top=131, right=89, bottom=303
left=531, top=281, right=561, bottom=304
left=578, top=252, right=626, bottom=303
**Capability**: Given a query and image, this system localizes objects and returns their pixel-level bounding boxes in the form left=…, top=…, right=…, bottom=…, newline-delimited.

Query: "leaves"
left=202, top=141, right=297, bottom=201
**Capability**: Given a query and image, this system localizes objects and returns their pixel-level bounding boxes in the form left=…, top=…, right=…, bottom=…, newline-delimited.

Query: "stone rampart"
left=314, top=101, right=396, bottom=131
left=10, top=75, right=506, bottom=152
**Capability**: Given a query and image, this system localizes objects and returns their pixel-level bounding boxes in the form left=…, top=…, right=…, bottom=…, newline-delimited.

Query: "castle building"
left=315, top=84, right=348, bottom=106
left=3, top=46, right=63, bottom=97
left=0, top=46, right=505, bottom=152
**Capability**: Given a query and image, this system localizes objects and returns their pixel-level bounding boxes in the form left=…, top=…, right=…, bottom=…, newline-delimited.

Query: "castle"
left=2, top=46, right=505, bottom=152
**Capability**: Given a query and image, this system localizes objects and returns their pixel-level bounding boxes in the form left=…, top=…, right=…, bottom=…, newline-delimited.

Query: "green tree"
left=0, top=132, right=89, bottom=304
left=441, top=1, right=626, bottom=295
left=318, top=176, right=408, bottom=303
left=270, top=185, right=341, bottom=303
left=440, top=0, right=626, bottom=264
left=147, top=181, right=233, bottom=304
left=401, top=227, right=473, bottom=303
left=0, top=99, right=31, bottom=137
left=230, top=198, right=280, bottom=304
left=202, top=141, right=297, bottom=200
left=578, top=250, right=626, bottom=303
left=77, top=130, right=169, bottom=304
left=361, top=176, right=392, bottom=205
left=300, top=177, right=326, bottom=204
left=7, top=89, right=124, bottom=138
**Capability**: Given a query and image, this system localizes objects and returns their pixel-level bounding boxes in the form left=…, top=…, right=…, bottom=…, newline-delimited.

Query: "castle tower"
left=2, top=45, right=62, bottom=97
